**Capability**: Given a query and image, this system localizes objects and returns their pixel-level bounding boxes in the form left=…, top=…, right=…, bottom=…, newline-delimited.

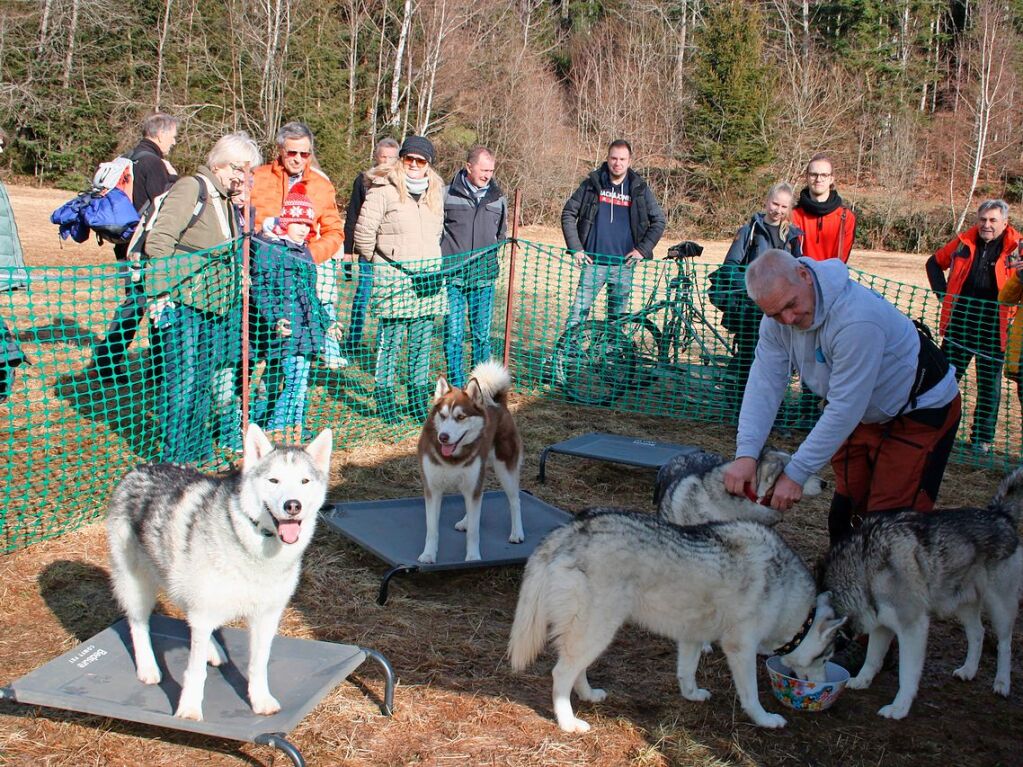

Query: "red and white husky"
left=417, top=361, right=524, bottom=563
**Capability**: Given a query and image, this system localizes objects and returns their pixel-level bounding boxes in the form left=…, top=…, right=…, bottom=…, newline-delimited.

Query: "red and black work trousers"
left=827, top=393, right=962, bottom=546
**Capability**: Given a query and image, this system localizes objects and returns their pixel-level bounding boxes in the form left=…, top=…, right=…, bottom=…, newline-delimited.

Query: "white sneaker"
left=322, top=356, right=350, bottom=371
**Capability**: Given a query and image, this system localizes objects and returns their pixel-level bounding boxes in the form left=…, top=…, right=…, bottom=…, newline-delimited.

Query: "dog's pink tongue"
left=440, top=443, right=456, bottom=457
left=277, top=519, right=301, bottom=544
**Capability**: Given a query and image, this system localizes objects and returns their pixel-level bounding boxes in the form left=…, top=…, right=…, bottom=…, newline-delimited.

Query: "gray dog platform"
left=0, top=614, right=394, bottom=767
left=538, top=432, right=699, bottom=496
left=320, top=490, right=573, bottom=604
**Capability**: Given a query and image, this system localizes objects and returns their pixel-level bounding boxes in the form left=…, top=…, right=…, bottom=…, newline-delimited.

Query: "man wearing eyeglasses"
left=252, top=122, right=347, bottom=369
left=790, top=153, right=856, bottom=263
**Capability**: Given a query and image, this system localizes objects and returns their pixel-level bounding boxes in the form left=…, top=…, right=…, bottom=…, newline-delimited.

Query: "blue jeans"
left=375, top=317, right=433, bottom=392
left=261, top=355, right=312, bottom=430
left=445, top=283, right=495, bottom=388
left=566, top=262, right=636, bottom=329
left=345, top=261, right=374, bottom=348
left=319, top=303, right=346, bottom=367
left=155, top=304, right=216, bottom=463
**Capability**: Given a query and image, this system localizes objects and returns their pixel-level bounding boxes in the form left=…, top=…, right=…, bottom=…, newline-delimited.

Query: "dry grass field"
left=0, top=185, right=1018, bottom=766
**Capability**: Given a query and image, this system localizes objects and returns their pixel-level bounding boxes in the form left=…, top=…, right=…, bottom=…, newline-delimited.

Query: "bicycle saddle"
left=666, top=241, right=703, bottom=260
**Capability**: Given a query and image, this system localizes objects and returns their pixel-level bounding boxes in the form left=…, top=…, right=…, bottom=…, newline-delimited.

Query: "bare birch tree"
left=953, top=0, right=1016, bottom=230
left=387, top=0, right=413, bottom=127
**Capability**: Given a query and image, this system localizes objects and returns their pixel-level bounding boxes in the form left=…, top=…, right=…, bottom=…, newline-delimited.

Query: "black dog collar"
left=774, top=606, right=817, bottom=657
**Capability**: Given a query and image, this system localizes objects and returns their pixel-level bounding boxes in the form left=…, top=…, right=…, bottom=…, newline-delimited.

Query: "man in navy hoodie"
left=561, top=139, right=665, bottom=335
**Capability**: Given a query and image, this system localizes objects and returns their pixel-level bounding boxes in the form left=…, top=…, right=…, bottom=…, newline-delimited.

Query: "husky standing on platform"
left=508, top=510, right=847, bottom=732
left=418, top=360, right=523, bottom=563
left=822, top=466, right=1023, bottom=720
left=106, top=424, right=333, bottom=721
left=654, top=448, right=826, bottom=527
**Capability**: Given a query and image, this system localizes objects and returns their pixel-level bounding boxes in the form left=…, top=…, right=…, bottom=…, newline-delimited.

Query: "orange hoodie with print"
left=251, top=158, right=343, bottom=264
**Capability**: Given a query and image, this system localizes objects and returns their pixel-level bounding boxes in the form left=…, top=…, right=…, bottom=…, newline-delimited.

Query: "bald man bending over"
left=722, top=250, right=962, bottom=545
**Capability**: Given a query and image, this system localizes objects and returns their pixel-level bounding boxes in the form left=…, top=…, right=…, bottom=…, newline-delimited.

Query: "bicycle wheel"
left=618, top=317, right=664, bottom=365
left=553, top=320, right=638, bottom=406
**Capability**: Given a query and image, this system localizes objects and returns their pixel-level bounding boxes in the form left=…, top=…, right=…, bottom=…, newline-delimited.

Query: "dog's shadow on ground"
left=38, top=560, right=122, bottom=641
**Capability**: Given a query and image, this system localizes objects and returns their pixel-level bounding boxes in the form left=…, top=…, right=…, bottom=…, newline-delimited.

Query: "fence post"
left=502, top=189, right=521, bottom=371
left=240, top=168, right=252, bottom=438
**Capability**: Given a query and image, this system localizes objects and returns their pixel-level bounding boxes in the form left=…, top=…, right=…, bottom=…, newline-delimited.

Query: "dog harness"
left=773, top=606, right=817, bottom=657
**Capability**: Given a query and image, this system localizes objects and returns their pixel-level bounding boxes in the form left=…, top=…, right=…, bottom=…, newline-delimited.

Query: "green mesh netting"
left=0, top=237, right=1019, bottom=551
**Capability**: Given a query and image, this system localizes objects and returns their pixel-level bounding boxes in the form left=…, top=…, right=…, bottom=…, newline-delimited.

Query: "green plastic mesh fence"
left=0, top=237, right=1019, bottom=551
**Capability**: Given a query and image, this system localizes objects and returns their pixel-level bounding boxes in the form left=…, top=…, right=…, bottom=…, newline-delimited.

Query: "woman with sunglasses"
left=354, top=135, right=446, bottom=423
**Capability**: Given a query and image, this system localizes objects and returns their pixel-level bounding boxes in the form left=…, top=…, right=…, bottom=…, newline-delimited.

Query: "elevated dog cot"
left=538, top=431, right=699, bottom=500
left=320, top=490, right=573, bottom=604
left=0, top=614, right=395, bottom=767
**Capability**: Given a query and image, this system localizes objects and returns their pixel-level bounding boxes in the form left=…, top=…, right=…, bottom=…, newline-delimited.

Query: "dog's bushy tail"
left=508, top=552, right=552, bottom=671
left=991, top=464, right=1023, bottom=523
left=468, top=360, right=512, bottom=407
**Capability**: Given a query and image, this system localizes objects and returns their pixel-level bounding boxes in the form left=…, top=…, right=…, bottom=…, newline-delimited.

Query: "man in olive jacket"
left=440, top=145, right=507, bottom=387
left=561, top=139, right=666, bottom=335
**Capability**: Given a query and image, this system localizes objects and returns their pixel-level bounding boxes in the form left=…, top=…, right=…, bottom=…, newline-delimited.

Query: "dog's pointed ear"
left=464, top=378, right=484, bottom=405
left=819, top=615, right=848, bottom=643
left=243, top=423, right=274, bottom=469
left=304, top=428, right=333, bottom=474
left=434, top=377, right=450, bottom=402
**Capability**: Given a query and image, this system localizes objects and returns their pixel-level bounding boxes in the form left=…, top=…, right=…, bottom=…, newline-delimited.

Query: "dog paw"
left=465, top=551, right=482, bottom=562
left=508, top=532, right=524, bottom=544
left=577, top=687, right=607, bottom=703
left=952, top=664, right=977, bottom=682
left=681, top=687, right=711, bottom=702
left=136, top=666, right=161, bottom=685
left=417, top=550, right=436, bottom=564
left=878, top=702, right=910, bottom=719
left=207, top=644, right=224, bottom=667
left=557, top=716, right=591, bottom=734
left=454, top=516, right=468, bottom=532
left=993, top=677, right=1010, bottom=697
left=175, top=701, right=204, bottom=721
left=251, top=692, right=281, bottom=716
left=753, top=712, right=786, bottom=728
left=847, top=674, right=872, bottom=690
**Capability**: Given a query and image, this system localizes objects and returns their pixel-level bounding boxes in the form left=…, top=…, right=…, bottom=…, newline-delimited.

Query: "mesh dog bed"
left=320, top=490, right=573, bottom=604
left=0, top=614, right=394, bottom=766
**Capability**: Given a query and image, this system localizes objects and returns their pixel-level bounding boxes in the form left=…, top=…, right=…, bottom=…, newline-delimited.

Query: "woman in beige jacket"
left=354, top=136, right=445, bottom=422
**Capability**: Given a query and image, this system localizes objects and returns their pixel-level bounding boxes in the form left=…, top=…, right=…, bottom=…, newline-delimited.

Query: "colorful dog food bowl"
left=765, top=655, right=850, bottom=712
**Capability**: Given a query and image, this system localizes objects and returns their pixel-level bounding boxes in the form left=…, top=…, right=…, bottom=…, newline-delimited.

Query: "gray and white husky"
left=508, top=510, right=846, bottom=732
left=654, top=448, right=826, bottom=527
left=822, top=465, right=1023, bottom=720
left=106, top=424, right=332, bottom=721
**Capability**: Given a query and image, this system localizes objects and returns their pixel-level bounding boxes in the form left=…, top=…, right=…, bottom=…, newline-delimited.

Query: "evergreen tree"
left=686, top=0, right=774, bottom=201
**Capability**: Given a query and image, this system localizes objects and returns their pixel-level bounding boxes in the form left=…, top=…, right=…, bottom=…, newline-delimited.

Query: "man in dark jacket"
left=92, top=112, right=179, bottom=381
left=340, top=136, right=399, bottom=358
left=561, top=139, right=666, bottom=335
left=441, top=145, right=507, bottom=387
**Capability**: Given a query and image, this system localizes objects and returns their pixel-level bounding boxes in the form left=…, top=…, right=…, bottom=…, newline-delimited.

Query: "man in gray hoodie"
left=722, top=250, right=961, bottom=545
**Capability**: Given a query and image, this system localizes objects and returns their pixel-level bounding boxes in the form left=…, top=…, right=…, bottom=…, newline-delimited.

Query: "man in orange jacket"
left=251, top=121, right=348, bottom=369
left=927, top=199, right=1020, bottom=453
left=791, top=153, right=856, bottom=263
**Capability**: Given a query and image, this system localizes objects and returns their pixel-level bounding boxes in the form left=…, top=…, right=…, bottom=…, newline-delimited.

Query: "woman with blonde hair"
left=354, top=135, right=446, bottom=423
left=716, top=182, right=804, bottom=413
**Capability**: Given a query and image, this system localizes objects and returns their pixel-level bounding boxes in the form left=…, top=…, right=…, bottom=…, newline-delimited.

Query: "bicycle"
left=550, top=241, right=738, bottom=407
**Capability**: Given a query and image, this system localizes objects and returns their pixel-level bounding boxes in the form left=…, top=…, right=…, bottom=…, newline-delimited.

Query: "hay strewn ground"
left=1, top=185, right=1019, bottom=766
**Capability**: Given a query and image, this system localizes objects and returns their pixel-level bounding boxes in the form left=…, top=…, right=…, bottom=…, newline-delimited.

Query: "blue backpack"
left=51, top=187, right=140, bottom=245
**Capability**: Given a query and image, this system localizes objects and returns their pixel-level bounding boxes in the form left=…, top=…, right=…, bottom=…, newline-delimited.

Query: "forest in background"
left=5, top=0, right=1023, bottom=252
